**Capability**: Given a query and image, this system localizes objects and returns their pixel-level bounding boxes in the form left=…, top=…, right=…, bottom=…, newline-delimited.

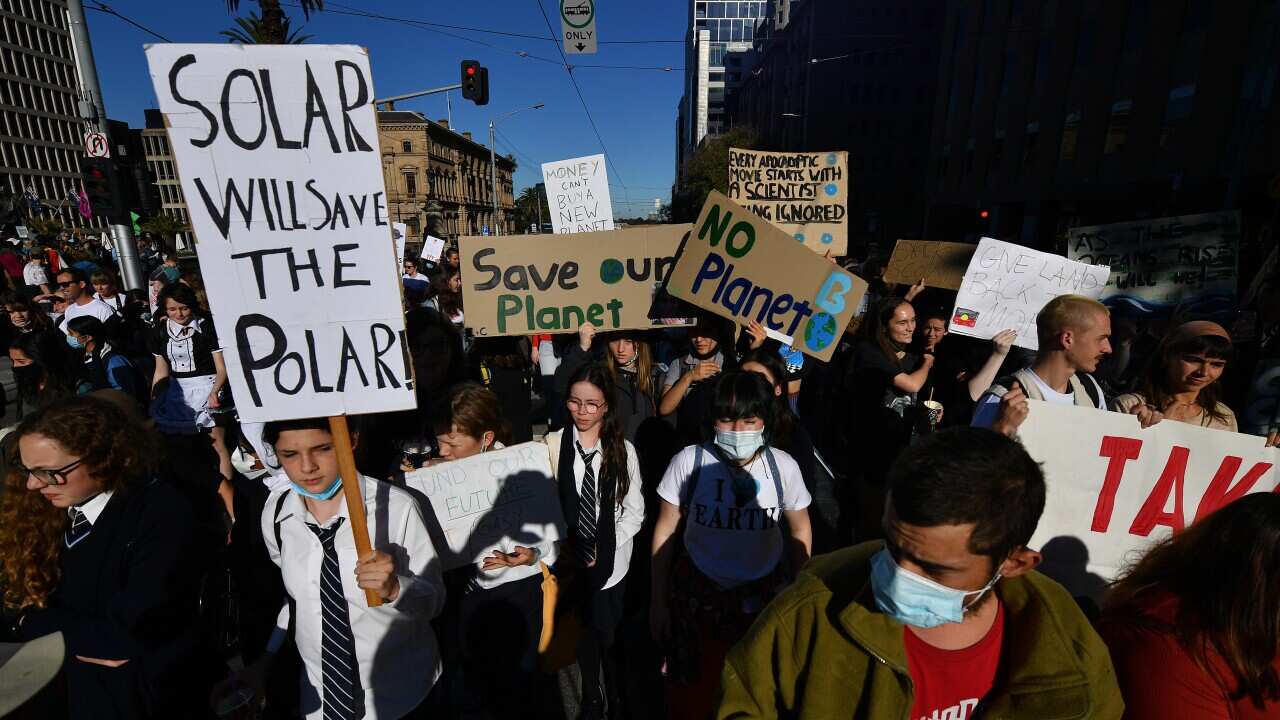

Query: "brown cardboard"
left=665, top=191, right=867, bottom=362
left=459, top=224, right=691, bottom=337
left=726, top=148, right=849, bottom=255
left=882, top=239, right=976, bottom=290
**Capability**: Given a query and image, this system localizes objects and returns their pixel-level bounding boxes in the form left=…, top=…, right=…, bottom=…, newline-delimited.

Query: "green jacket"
left=718, top=542, right=1123, bottom=719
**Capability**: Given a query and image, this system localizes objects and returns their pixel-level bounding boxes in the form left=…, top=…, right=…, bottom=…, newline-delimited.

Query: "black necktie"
left=65, top=507, right=92, bottom=549
left=307, top=519, right=364, bottom=720
left=576, top=442, right=599, bottom=566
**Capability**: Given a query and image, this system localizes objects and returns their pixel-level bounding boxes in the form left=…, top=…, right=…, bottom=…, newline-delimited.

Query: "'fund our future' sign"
left=666, top=191, right=866, bottom=362
left=146, top=44, right=415, bottom=422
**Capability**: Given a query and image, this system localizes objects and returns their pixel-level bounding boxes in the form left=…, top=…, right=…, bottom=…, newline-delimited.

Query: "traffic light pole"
left=374, top=84, right=462, bottom=110
left=489, top=122, right=499, bottom=236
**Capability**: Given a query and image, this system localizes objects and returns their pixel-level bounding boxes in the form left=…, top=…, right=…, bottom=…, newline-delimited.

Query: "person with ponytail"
left=650, top=370, right=813, bottom=720
left=545, top=364, right=645, bottom=720
left=65, top=316, right=144, bottom=403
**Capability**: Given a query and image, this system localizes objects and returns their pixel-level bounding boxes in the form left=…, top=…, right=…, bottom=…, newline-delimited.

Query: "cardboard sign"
left=882, top=239, right=975, bottom=290
left=726, top=148, right=849, bottom=255
left=459, top=224, right=690, bottom=336
left=146, top=44, right=415, bottom=423
left=949, top=237, right=1110, bottom=351
left=405, top=442, right=565, bottom=573
left=392, top=222, right=406, bottom=267
left=421, top=235, right=446, bottom=264
left=1019, top=401, right=1279, bottom=600
left=1067, top=212, right=1240, bottom=315
left=541, top=153, right=615, bottom=234
left=665, top=191, right=866, bottom=362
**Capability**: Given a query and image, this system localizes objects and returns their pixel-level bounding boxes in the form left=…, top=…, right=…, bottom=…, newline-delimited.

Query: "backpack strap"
left=1073, top=372, right=1104, bottom=409
left=763, top=446, right=785, bottom=507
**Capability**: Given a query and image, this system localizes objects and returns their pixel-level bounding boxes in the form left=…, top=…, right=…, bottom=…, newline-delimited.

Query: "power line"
left=86, top=1, right=172, bottom=42
left=533, top=0, right=626, bottom=191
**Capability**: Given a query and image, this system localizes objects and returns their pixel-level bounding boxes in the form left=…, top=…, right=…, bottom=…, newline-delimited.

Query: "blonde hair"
left=1036, top=295, right=1109, bottom=350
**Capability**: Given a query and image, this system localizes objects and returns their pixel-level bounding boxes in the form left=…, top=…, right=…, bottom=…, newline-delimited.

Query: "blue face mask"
left=289, top=477, right=343, bottom=501
left=869, top=548, right=1001, bottom=628
left=66, top=334, right=84, bottom=350
left=714, top=428, right=765, bottom=460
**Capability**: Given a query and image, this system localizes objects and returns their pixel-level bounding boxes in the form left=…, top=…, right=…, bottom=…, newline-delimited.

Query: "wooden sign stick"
left=328, top=415, right=382, bottom=608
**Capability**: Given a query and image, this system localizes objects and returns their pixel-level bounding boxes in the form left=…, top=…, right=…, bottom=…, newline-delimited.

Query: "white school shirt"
left=546, top=428, right=646, bottom=590
left=263, top=476, right=445, bottom=720
left=58, top=296, right=118, bottom=334
left=71, top=490, right=114, bottom=525
left=971, top=367, right=1105, bottom=428
left=95, top=292, right=127, bottom=313
left=657, top=445, right=812, bottom=589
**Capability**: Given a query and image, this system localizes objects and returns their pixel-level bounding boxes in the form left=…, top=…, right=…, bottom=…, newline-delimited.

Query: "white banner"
left=146, top=44, right=415, bottom=422
left=405, top=442, right=565, bottom=573
left=541, top=153, right=615, bottom=234
left=1019, top=401, right=1279, bottom=599
left=949, top=237, right=1110, bottom=350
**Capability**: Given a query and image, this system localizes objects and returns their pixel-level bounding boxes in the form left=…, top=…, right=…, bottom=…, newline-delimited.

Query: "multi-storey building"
left=376, top=110, right=516, bottom=245
left=0, top=0, right=88, bottom=219
left=139, top=108, right=188, bottom=225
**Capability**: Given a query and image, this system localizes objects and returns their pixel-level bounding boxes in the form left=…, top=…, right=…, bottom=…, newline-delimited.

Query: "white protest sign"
left=392, top=222, right=406, bottom=267
left=1020, top=401, right=1279, bottom=600
left=405, top=442, right=566, bottom=573
left=949, top=237, right=1109, bottom=351
left=542, top=153, right=614, bottom=234
left=421, top=235, right=446, bottom=264
left=146, top=44, right=416, bottom=423
left=560, top=0, right=598, bottom=54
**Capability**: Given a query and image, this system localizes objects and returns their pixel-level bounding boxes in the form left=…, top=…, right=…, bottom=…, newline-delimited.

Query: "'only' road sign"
left=560, top=0, right=598, bottom=55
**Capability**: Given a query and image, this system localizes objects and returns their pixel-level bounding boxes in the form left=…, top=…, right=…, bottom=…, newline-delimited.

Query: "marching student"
left=224, top=417, right=446, bottom=719
left=546, top=364, right=646, bottom=720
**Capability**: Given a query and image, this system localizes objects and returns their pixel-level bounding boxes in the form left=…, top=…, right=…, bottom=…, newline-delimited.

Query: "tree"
left=222, top=0, right=323, bottom=44
left=139, top=214, right=190, bottom=258
left=28, top=216, right=65, bottom=242
left=513, top=186, right=551, bottom=233
left=221, top=11, right=312, bottom=44
left=669, top=126, right=759, bottom=223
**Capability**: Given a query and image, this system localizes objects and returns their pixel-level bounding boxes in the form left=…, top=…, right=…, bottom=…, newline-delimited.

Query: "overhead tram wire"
left=86, top=1, right=172, bottom=42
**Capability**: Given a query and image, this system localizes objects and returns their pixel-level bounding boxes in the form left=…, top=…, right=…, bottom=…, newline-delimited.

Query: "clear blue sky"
left=85, top=0, right=686, bottom=216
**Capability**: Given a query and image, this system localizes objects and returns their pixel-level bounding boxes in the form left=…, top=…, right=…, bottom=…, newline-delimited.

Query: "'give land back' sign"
left=666, top=192, right=866, bottom=362
left=146, top=44, right=415, bottom=422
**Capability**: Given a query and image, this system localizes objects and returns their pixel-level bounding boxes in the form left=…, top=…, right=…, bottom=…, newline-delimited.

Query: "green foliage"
left=221, top=0, right=322, bottom=44
left=138, top=214, right=189, bottom=257
left=669, top=126, right=759, bottom=223
left=514, top=186, right=551, bottom=233
left=28, top=217, right=65, bottom=241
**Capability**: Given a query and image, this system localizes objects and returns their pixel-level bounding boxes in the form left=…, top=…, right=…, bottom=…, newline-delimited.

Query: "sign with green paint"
left=459, top=224, right=691, bottom=337
left=665, top=191, right=867, bottom=362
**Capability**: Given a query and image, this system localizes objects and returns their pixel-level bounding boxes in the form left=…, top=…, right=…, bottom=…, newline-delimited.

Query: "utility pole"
left=66, top=0, right=144, bottom=291
left=489, top=121, right=499, bottom=235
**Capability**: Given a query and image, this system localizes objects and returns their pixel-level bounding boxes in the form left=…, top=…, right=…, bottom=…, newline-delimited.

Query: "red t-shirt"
left=904, top=601, right=1004, bottom=720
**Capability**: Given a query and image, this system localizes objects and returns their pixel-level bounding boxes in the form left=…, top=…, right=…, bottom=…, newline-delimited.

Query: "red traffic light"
left=979, top=210, right=990, bottom=219
left=466, top=66, right=476, bottom=76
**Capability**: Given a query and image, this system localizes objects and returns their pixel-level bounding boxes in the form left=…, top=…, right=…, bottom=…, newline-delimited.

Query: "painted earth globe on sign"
left=804, top=312, right=837, bottom=351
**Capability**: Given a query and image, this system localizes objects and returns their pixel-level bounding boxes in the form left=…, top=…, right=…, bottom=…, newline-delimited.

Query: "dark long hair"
left=709, top=370, right=778, bottom=447
left=10, top=330, right=81, bottom=407
left=1134, top=331, right=1233, bottom=425
left=431, top=268, right=463, bottom=319
left=602, top=331, right=656, bottom=407
left=859, top=296, right=912, bottom=366
left=2, top=294, right=53, bottom=333
left=737, top=348, right=794, bottom=447
left=1103, top=494, right=1280, bottom=708
left=567, top=364, right=630, bottom=505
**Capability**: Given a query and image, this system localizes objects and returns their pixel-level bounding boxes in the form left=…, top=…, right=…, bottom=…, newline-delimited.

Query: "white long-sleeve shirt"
left=262, top=475, right=445, bottom=720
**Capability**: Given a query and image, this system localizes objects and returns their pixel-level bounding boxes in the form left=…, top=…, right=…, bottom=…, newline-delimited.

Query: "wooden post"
left=328, top=415, right=382, bottom=608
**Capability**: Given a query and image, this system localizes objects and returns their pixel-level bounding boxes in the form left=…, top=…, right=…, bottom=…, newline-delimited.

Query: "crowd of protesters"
left=0, top=226, right=1277, bottom=720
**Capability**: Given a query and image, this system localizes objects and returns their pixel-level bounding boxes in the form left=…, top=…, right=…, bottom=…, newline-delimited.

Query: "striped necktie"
left=65, top=506, right=92, bottom=549
left=307, top=519, right=364, bottom=720
left=575, top=442, right=599, bottom=566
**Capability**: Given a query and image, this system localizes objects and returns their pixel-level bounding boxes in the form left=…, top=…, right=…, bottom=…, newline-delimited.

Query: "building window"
left=1104, top=100, right=1132, bottom=154
left=404, top=172, right=417, bottom=197
left=1059, top=111, right=1080, bottom=161
left=402, top=140, right=412, bottom=152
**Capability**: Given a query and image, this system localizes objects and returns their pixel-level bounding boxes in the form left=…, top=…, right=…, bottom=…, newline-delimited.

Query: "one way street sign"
left=560, top=0, right=598, bottom=55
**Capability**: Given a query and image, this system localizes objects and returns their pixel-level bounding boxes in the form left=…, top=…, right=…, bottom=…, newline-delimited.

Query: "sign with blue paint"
left=726, top=148, right=849, bottom=256
left=666, top=191, right=866, bottom=362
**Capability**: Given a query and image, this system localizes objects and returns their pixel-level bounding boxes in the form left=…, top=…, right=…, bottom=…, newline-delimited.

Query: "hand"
left=481, top=545, right=537, bottom=570
left=650, top=598, right=671, bottom=646
left=905, top=278, right=926, bottom=302
left=689, top=361, right=721, bottom=382
left=1268, top=430, right=1279, bottom=448
left=921, top=353, right=936, bottom=368
left=210, top=654, right=270, bottom=714
left=991, top=381, right=1029, bottom=437
left=355, top=551, right=400, bottom=602
left=1130, top=402, right=1164, bottom=429
left=208, top=390, right=221, bottom=409
left=991, top=329, right=1017, bottom=356
left=578, top=323, right=596, bottom=352
left=76, top=656, right=129, bottom=667
left=744, top=320, right=767, bottom=350
left=399, top=457, right=416, bottom=472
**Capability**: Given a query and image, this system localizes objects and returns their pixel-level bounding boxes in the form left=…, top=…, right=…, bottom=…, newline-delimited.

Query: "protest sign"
left=1067, top=212, right=1239, bottom=316
left=1019, top=401, right=1279, bottom=600
left=460, top=224, right=690, bottom=336
left=421, top=234, right=446, bottom=264
left=882, top=239, right=975, bottom=290
left=542, top=153, right=615, bottom=234
left=949, top=237, right=1110, bottom=351
left=146, top=44, right=415, bottom=423
left=726, top=148, right=849, bottom=255
left=665, top=191, right=866, bottom=362
left=405, top=442, right=565, bottom=573
left=392, top=222, right=406, bottom=266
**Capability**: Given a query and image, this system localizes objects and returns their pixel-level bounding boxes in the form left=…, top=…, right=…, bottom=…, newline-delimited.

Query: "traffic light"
left=79, top=156, right=122, bottom=220
left=461, top=60, right=489, bottom=106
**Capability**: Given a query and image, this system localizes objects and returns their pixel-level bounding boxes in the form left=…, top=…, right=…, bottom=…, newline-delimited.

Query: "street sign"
left=560, top=0, right=598, bottom=55
left=83, top=131, right=109, bottom=158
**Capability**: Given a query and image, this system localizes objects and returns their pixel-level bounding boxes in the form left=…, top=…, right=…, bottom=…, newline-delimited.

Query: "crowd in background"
left=0, top=226, right=1277, bottom=720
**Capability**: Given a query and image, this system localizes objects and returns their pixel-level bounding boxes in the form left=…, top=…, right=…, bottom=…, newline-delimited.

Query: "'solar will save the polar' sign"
left=145, top=44, right=415, bottom=423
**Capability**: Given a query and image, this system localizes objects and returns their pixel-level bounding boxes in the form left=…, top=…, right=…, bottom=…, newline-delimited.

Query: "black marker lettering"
left=332, top=244, right=370, bottom=288
left=168, top=54, right=218, bottom=148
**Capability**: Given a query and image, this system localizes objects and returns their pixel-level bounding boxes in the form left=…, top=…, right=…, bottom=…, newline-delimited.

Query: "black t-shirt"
left=848, top=339, right=921, bottom=452
left=147, top=317, right=220, bottom=378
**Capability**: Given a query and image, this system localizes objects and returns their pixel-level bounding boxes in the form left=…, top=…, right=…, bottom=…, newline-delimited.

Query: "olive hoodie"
left=717, top=542, right=1124, bottom=719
